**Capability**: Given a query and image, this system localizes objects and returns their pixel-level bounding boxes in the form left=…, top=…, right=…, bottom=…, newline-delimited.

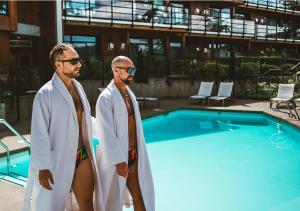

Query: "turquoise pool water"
left=2, top=109, right=300, bottom=211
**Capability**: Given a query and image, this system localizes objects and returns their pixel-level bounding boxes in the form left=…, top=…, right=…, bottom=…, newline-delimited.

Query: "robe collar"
left=107, top=80, right=141, bottom=137
left=52, top=73, right=78, bottom=124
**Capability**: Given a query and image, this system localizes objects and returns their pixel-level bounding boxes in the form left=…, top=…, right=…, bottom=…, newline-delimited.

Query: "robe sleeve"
left=96, top=94, right=127, bottom=167
left=30, top=91, right=51, bottom=172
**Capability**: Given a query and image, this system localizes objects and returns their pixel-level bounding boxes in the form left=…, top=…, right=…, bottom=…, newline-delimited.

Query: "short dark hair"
left=49, top=43, right=72, bottom=70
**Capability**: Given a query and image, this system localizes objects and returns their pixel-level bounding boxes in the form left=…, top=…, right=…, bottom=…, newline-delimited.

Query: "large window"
left=152, top=39, right=164, bottom=55
left=0, top=0, right=8, bottom=15
left=129, top=38, right=167, bottom=77
left=64, top=35, right=96, bottom=58
left=130, top=38, right=149, bottom=55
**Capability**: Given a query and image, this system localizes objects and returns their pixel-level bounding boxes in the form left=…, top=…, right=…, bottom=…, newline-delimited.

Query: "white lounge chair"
left=208, top=82, right=234, bottom=106
left=270, top=84, right=295, bottom=109
left=189, top=82, right=214, bottom=104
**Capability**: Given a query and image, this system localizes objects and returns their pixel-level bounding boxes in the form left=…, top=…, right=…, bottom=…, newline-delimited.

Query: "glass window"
left=0, top=0, right=8, bottom=15
left=130, top=38, right=149, bottom=55
left=221, top=8, right=230, bottom=19
left=170, top=42, right=181, bottom=48
left=152, top=39, right=164, bottom=55
left=219, top=44, right=230, bottom=58
left=64, top=35, right=71, bottom=42
left=64, top=35, right=97, bottom=58
left=234, top=13, right=244, bottom=20
left=72, top=36, right=96, bottom=42
left=210, top=8, right=219, bottom=18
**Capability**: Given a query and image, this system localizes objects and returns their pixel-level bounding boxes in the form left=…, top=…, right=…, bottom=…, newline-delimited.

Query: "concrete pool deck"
left=0, top=98, right=300, bottom=210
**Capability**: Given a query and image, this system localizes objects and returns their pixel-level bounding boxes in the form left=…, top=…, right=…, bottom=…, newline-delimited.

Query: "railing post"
left=187, top=7, right=190, bottom=32
left=170, top=3, right=173, bottom=29
left=293, top=23, right=296, bottom=42
left=204, top=12, right=207, bottom=35
left=230, top=16, right=233, bottom=36
left=285, top=25, right=287, bottom=42
left=131, top=0, right=134, bottom=27
left=276, top=23, right=278, bottom=41
left=217, top=13, right=220, bottom=36
left=256, top=78, right=258, bottom=99
left=242, top=18, right=245, bottom=37
left=266, top=24, right=268, bottom=41
left=88, top=0, right=91, bottom=24
left=111, top=0, right=113, bottom=25
left=151, top=1, right=154, bottom=28
left=63, top=0, right=67, bottom=21
left=284, top=0, right=287, bottom=12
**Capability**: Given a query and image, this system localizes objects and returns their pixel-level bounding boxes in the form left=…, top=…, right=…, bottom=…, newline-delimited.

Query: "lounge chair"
left=208, top=82, right=234, bottom=106
left=270, top=84, right=294, bottom=109
left=189, top=82, right=214, bottom=104
left=270, top=84, right=299, bottom=119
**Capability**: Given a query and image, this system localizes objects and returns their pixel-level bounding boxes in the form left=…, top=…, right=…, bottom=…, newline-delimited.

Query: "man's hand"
left=39, top=169, right=54, bottom=190
left=116, top=162, right=129, bottom=178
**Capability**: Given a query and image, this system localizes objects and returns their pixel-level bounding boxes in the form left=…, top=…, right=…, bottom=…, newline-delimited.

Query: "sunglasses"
left=58, top=58, right=82, bottom=65
left=117, top=66, right=136, bottom=74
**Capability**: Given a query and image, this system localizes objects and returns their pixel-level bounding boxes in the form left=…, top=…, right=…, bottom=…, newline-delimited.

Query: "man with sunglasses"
left=96, top=56, right=155, bottom=211
left=24, top=43, right=103, bottom=211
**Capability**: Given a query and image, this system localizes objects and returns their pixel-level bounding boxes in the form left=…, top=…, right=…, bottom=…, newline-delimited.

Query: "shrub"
left=240, top=62, right=260, bottom=76
left=280, top=64, right=294, bottom=75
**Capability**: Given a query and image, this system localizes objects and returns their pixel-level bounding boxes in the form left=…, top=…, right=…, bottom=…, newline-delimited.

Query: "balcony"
left=63, top=1, right=188, bottom=29
left=243, top=0, right=300, bottom=13
left=63, top=0, right=300, bottom=42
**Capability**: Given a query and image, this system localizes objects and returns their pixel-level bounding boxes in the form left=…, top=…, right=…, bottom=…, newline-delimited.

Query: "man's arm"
left=30, top=92, right=54, bottom=189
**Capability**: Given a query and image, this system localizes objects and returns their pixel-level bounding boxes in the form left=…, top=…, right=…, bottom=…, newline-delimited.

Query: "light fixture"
left=108, top=42, right=114, bottom=50
left=204, top=48, right=208, bottom=53
left=255, top=18, right=259, bottom=23
left=17, top=36, right=21, bottom=39
left=194, top=8, right=200, bottom=15
left=203, top=9, right=209, bottom=16
left=120, top=43, right=126, bottom=50
left=260, top=18, right=264, bottom=24
left=196, top=47, right=200, bottom=52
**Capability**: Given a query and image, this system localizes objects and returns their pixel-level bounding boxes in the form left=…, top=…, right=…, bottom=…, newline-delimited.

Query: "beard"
left=121, top=75, right=133, bottom=85
left=63, top=69, right=80, bottom=79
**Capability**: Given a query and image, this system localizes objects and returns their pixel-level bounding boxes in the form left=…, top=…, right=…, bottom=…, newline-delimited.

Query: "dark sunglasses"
left=58, top=58, right=82, bottom=65
left=117, top=66, right=136, bottom=74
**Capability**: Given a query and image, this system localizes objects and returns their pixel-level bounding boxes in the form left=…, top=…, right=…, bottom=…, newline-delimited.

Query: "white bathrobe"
left=23, top=73, right=104, bottom=211
left=95, top=80, right=155, bottom=211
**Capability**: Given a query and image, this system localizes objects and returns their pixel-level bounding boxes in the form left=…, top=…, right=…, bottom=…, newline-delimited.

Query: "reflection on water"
left=270, top=131, right=294, bottom=149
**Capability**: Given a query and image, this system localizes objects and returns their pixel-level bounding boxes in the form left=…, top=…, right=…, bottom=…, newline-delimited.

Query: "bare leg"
left=72, top=159, right=95, bottom=211
left=126, top=160, right=146, bottom=211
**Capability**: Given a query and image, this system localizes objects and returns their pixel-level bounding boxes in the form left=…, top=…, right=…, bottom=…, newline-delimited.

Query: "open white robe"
left=95, top=80, right=155, bottom=211
left=23, top=73, right=104, bottom=211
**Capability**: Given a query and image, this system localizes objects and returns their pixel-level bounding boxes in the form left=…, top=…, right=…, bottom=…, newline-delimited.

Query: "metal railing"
left=0, top=119, right=30, bottom=175
left=63, top=0, right=300, bottom=41
left=244, top=0, right=300, bottom=13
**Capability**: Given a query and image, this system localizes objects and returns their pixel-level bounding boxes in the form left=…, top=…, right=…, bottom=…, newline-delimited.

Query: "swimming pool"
left=2, top=109, right=300, bottom=211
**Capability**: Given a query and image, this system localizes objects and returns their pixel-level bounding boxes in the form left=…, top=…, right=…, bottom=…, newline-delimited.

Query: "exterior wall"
left=0, top=31, right=10, bottom=67
left=80, top=78, right=204, bottom=105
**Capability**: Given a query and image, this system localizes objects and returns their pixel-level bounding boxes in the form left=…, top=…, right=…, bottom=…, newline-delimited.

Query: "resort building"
left=1, top=0, right=300, bottom=121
